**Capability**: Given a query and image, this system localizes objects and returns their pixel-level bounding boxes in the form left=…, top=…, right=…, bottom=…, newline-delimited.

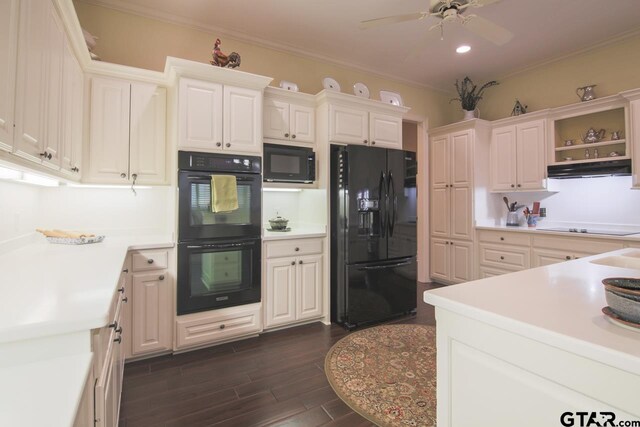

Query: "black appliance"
left=330, top=144, right=417, bottom=330
left=547, top=159, right=631, bottom=179
left=177, top=151, right=262, bottom=315
left=263, top=143, right=316, bottom=184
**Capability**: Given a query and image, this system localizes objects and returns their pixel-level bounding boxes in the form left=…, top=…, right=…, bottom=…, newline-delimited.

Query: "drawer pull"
left=115, top=326, right=122, bottom=334
left=118, top=286, right=125, bottom=294
left=114, top=336, right=122, bottom=344
left=500, top=256, right=505, bottom=260
left=147, top=259, right=154, bottom=264
left=291, top=134, right=296, bottom=139
left=299, top=260, right=303, bottom=264
left=226, top=143, right=231, bottom=148
left=122, top=268, right=129, bottom=273
left=216, top=142, right=222, bottom=147
left=291, top=261, right=295, bottom=265
left=159, top=275, right=165, bottom=281
left=284, top=133, right=290, bottom=138
left=108, top=321, right=118, bottom=329
left=122, top=297, right=128, bottom=303
left=295, top=247, right=300, bottom=252
left=363, top=139, right=368, bottom=144
left=219, top=324, right=225, bottom=330
left=500, top=237, right=504, bottom=241
left=565, top=255, right=571, bottom=260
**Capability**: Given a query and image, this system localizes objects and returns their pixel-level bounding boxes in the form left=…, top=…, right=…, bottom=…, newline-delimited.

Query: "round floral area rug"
left=325, top=324, right=437, bottom=427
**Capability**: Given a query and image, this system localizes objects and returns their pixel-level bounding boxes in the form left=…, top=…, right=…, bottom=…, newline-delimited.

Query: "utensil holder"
left=506, top=212, right=520, bottom=227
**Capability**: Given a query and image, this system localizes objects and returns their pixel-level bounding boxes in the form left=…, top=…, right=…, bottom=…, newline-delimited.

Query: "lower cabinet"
left=531, top=235, right=623, bottom=268
left=430, top=238, right=473, bottom=284
left=131, top=271, right=172, bottom=356
left=264, top=238, right=324, bottom=329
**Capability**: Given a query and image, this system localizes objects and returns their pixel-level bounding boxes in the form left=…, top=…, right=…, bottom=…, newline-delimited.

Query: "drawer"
left=532, top=235, right=623, bottom=255
left=479, top=243, right=530, bottom=270
left=479, top=266, right=513, bottom=279
left=132, top=250, right=169, bottom=272
left=265, top=238, right=323, bottom=259
left=176, top=303, right=262, bottom=349
left=478, top=230, right=531, bottom=247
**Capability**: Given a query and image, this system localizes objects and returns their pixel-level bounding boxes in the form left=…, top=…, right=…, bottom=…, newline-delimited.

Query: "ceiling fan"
left=359, top=0, right=514, bottom=46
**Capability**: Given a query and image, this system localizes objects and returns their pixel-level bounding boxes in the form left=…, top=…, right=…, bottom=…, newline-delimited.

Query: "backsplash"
left=485, top=176, right=640, bottom=226
left=263, top=189, right=327, bottom=227
left=0, top=181, right=41, bottom=244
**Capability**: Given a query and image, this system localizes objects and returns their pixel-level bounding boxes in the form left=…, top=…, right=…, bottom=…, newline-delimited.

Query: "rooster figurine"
left=210, top=38, right=241, bottom=68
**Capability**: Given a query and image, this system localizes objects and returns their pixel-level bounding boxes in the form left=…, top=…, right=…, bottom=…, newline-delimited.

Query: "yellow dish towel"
left=211, top=175, right=239, bottom=213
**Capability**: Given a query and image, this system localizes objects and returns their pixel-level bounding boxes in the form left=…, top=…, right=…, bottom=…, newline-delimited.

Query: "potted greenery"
left=451, top=77, right=499, bottom=120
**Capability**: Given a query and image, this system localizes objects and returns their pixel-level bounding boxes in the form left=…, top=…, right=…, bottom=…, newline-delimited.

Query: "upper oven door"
left=179, top=170, right=262, bottom=241
left=264, top=144, right=315, bottom=183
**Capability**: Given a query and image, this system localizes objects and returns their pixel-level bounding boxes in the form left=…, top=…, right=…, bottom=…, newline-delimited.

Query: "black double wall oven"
left=178, top=151, right=262, bottom=315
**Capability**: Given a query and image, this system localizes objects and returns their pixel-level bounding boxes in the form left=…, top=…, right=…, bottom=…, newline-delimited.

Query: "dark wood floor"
left=119, top=282, right=442, bottom=427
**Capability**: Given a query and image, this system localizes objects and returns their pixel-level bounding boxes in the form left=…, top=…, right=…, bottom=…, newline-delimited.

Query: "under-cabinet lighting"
left=263, top=188, right=302, bottom=192
left=456, top=45, right=471, bottom=54
left=0, top=166, right=59, bottom=187
left=65, top=183, right=152, bottom=189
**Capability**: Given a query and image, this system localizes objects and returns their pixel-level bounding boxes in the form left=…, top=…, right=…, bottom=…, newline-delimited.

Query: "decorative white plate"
left=379, top=90, right=403, bottom=106
left=279, top=80, right=299, bottom=92
left=353, top=82, right=370, bottom=99
left=322, top=77, right=341, bottom=92
left=46, top=235, right=105, bottom=245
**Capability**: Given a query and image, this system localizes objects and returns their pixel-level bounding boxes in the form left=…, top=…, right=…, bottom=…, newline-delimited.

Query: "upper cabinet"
left=178, top=77, right=262, bottom=154
left=317, top=90, right=409, bottom=150
left=490, top=118, right=546, bottom=192
left=0, top=0, right=18, bottom=153
left=87, top=77, right=167, bottom=185
left=60, top=41, right=84, bottom=176
left=263, top=87, right=315, bottom=144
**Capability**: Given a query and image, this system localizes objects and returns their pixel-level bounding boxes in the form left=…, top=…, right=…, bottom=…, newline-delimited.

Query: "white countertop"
left=263, top=224, right=327, bottom=241
left=0, top=234, right=174, bottom=344
left=476, top=224, right=640, bottom=241
left=424, top=248, right=640, bottom=374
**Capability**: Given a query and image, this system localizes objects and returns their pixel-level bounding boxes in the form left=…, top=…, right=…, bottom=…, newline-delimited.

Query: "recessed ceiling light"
left=456, top=45, right=471, bottom=54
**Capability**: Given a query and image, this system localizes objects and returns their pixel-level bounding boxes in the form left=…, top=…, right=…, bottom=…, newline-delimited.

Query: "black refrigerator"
left=330, top=144, right=417, bottom=329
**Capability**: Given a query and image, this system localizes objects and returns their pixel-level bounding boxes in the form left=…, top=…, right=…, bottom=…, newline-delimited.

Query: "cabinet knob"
left=122, top=297, right=128, bottom=303
left=371, top=141, right=376, bottom=145
left=118, top=286, right=125, bottom=294
left=500, top=237, right=505, bottom=241
left=159, top=275, right=165, bottom=281
left=510, top=184, right=515, bottom=188
left=226, top=143, right=231, bottom=148
left=39, top=151, right=52, bottom=160
left=121, top=173, right=127, bottom=178
left=115, top=326, right=123, bottom=334
left=500, top=256, right=505, bottom=260
left=108, top=321, right=118, bottom=329
left=122, top=268, right=128, bottom=273
left=219, top=324, right=225, bottom=330
left=284, top=133, right=289, bottom=138
left=216, top=142, right=222, bottom=147
left=517, top=184, right=521, bottom=188
left=71, top=166, right=80, bottom=173
left=299, top=260, right=303, bottom=264
left=295, top=247, right=300, bottom=251
left=147, top=259, right=154, bottom=264
left=291, top=261, right=295, bottom=265
left=114, top=336, right=122, bottom=344
left=565, top=255, right=571, bottom=260
left=291, top=134, right=296, bottom=139
left=363, top=140, right=368, bottom=144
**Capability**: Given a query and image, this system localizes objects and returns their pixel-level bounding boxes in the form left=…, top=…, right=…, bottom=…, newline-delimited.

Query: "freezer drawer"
left=343, top=257, right=417, bottom=328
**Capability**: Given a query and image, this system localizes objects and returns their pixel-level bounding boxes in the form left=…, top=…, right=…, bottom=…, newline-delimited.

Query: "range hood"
left=547, top=159, right=631, bottom=179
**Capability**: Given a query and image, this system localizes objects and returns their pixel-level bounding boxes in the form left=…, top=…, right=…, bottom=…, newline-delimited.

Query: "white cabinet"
left=264, top=239, right=324, bottom=329
left=629, top=99, right=640, bottom=188
left=131, top=272, right=172, bottom=356
left=88, top=77, right=167, bottom=184
left=490, top=119, right=546, bottom=191
left=178, top=77, right=262, bottom=154
left=263, top=99, right=315, bottom=143
left=430, top=238, right=473, bottom=284
left=60, top=41, right=84, bottom=176
left=0, top=0, right=18, bottom=153
left=328, top=104, right=403, bottom=149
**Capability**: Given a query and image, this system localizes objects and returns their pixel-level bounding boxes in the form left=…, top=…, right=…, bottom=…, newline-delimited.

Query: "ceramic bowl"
left=605, top=289, right=640, bottom=324
left=268, top=216, right=289, bottom=230
left=602, top=277, right=640, bottom=291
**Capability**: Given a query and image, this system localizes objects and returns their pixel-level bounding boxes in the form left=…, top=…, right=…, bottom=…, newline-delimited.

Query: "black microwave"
left=263, top=143, right=316, bottom=183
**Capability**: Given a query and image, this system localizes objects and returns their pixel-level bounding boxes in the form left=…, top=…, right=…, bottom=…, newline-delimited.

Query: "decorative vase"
left=462, top=109, right=476, bottom=120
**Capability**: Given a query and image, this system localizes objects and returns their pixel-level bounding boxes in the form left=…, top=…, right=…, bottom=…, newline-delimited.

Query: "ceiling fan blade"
left=359, top=12, right=428, bottom=29
left=463, top=15, right=513, bottom=45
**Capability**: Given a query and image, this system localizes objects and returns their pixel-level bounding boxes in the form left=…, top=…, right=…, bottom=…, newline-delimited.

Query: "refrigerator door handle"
left=387, top=171, right=396, bottom=237
left=379, top=171, right=386, bottom=237
left=356, top=259, right=413, bottom=270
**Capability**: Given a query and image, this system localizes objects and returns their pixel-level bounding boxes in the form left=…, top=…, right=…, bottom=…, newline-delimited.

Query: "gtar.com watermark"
left=560, top=412, right=640, bottom=427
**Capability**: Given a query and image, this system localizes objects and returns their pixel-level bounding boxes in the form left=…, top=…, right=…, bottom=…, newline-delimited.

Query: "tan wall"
left=73, top=1, right=454, bottom=128
left=466, top=33, right=640, bottom=122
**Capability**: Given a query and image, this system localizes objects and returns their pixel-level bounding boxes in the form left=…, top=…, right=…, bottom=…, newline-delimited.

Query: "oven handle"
left=356, top=259, right=413, bottom=271
left=185, top=175, right=256, bottom=182
left=186, top=241, right=256, bottom=249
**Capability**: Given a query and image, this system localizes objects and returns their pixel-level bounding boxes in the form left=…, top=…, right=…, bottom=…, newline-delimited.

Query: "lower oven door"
left=178, top=238, right=261, bottom=315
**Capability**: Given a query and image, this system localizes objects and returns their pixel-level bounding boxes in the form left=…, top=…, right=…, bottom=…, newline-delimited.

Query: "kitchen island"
left=424, top=248, right=640, bottom=426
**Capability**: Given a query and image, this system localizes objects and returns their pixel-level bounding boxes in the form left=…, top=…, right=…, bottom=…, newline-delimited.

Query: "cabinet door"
left=290, top=104, right=315, bottom=143
left=0, top=0, right=18, bottom=152
left=296, top=255, right=323, bottom=321
left=88, top=77, right=131, bottom=183
left=450, top=185, right=473, bottom=240
left=531, top=248, right=572, bottom=267
left=516, top=120, right=546, bottom=190
left=263, top=99, right=289, bottom=140
left=451, top=240, right=473, bottom=283
left=369, top=112, right=402, bottom=149
left=631, top=100, right=640, bottom=189
left=490, top=125, right=517, bottom=191
left=223, top=85, right=261, bottom=154
left=178, top=78, right=223, bottom=150
left=60, top=41, right=83, bottom=176
left=430, top=134, right=449, bottom=187
left=130, top=84, right=167, bottom=185
left=431, top=186, right=450, bottom=238
left=450, top=130, right=473, bottom=186
left=430, top=238, right=449, bottom=282
left=94, top=342, right=116, bottom=427
left=329, top=105, right=368, bottom=145
left=265, top=258, right=297, bottom=328
left=41, top=5, right=65, bottom=170
left=131, top=272, right=172, bottom=356
left=14, top=0, right=48, bottom=162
